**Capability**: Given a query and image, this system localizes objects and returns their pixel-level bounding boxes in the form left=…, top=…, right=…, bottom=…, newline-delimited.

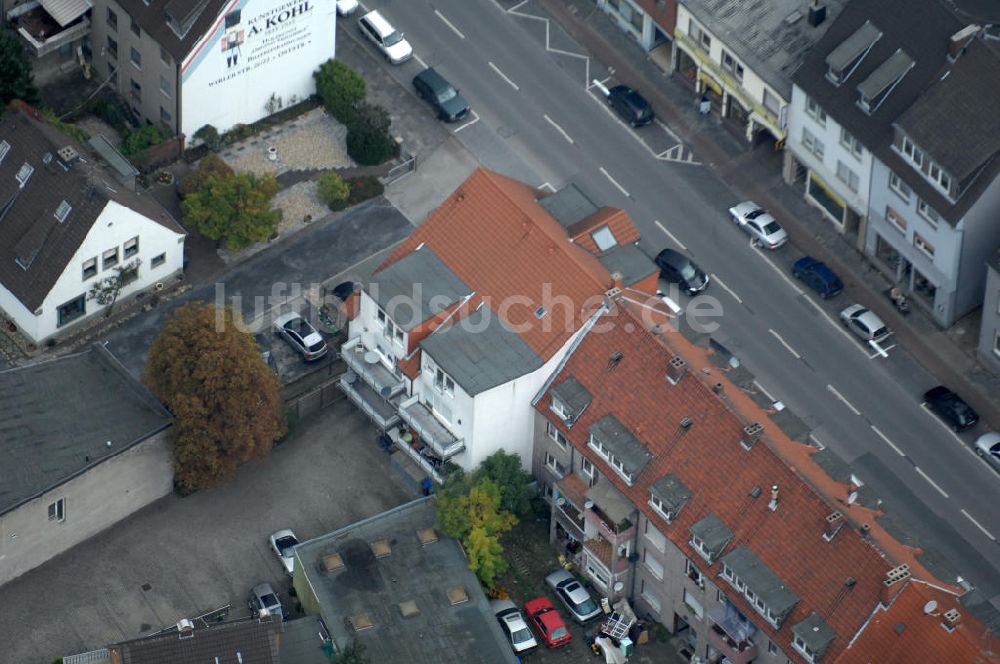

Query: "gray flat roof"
left=597, top=243, right=657, bottom=287
left=277, top=616, right=332, bottom=664
left=294, top=497, right=517, bottom=664
left=0, top=344, right=171, bottom=516
left=792, top=612, right=837, bottom=655
left=369, top=247, right=471, bottom=331
left=721, top=546, right=800, bottom=619
left=690, top=513, right=734, bottom=558
left=650, top=473, right=692, bottom=515
left=420, top=306, right=543, bottom=396
left=549, top=376, right=592, bottom=421
left=588, top=414, right=652, bottom=479
left=537, top=183, right=599, bottom=229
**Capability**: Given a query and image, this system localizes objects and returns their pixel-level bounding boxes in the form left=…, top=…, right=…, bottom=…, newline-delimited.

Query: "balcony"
left=341, top=336, right=405, bottom=399
left=393, top=430, right=444, bottom=483
left=10, top=4, right=90, bottom=58
left=339, top=374, right=400, bottom=430
left=584, top=537, right=629, bottom=575
left=707, top=605, right=759, bottom=664
left=583, top=485, right=636, bottom=546
left=397, top=395, right=464, bottom=459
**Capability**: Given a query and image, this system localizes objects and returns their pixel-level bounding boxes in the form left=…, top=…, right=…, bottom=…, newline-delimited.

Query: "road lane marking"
left=769, top=329, right=801, bottom=359
left=961, top=509, right=997, bottom=541
left=653, top=220, right=687, bottom=250
left=754, top=247, right=804, bottom=294
left=914, top=466, right=950, bottom=498
left=826, top=384, right=860, bottom=415
left=711, top=273, right=742, bottom=304
left=434, top=9, right=466, bottom=39
left=544, top=114, right=575, bottom=144
left=871, top=425, right=905, bottom=457
left=508, top=1, right=591, bottom=85
left=413, top=53, right=428, bottom=69
left=453, top=109, right=480, bottom=133
left=599, top=167, right=630, bottom=198
left=488, top=62, right=520, bottom=90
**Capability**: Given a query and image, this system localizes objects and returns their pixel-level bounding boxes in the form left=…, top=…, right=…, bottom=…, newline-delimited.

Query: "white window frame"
left=545, top=451, right=564, bottom=476
left=805, top=96, right=827, bottom=127
left=643, top=549, right=664, bottom=580
left=434, top=367, right=455, bottom=397
left=591, top=226, right=617, bottom=251
left=916, top=199, right=940, bottom=227
left=648, top=494, right=673, bottom=523
left=48, top=498, right=66, bottom=522
left=588, top=434, right=633, bottom=485
left=928, top=163, right=951, bottom=194
left=546, top=421, right=568, bottom=449
left=840, top=127, right=863, bottom=158
left=889, top=171, right=911, bottom=201
left=581, top=455, right=594, bottom=480
left=802, top=127, right=824, bottom=160
left=885, top=206, right=907, bottom=234
left=721, top=50, right=744, bottom=81
left=792, top=635, right=818, bottom=663
left=550, top=396, right=570, bottom=421
left=123, top=236, right=139, bottom=259
left=685, top=558, right=704, bottom=587
left=102, top=247, right=119, bottom=270
left=82, top=257, right=97, bottom=280
left=376, top=307, right=404, bottom=347
left=901, top=136, right=924, bottom=168
left=914, top=232, right=935, bottom=259
left=836, top=160, right=860, bottom=193
left=690, top=534, right=713, bottom=563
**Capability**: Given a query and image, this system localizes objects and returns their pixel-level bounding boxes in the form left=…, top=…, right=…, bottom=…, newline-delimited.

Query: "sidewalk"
left=539, top=0, right=1000, bottom=429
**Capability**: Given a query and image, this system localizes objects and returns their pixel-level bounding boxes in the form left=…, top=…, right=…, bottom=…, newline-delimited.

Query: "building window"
left=106, top=36, right=118, bottom=60
left=885, top=206, right=907, bottom=233
left=48, top=498, right=66, bottom=522
left=689, top=21, right=711, bottom=51
left=648, top=494, right=673, bottom=522
left=123, top=236, right=139, bottom=258
left=889, top=171, right=911, bottom=201
left=376, top=307, right=404, bottom=346
left=160, top=75, right=171, bottom=97
left=643, top=549, right=664, bottom=580
left=130, top=79, right=141, bottom=104
left=901, top=136, right=924, bottom=168
left=802, top=127, right=824, bottom=160
left=686, top=558, right=703, bottom=587
left=640, top=580, right=662, bottom=613
left=836, top=160, right=860, bottom=193
left=840, top=127, right=863, bottom=158
left=130, top=16, right=140, bottom=36
left=160, top=46, right=171, bottom=65
left=690, top=534, right=713, bottom=563
left=644, top=522, right=666, bottom=552
left=721, top=51, right=743, bottom=82
left=914, top=232, right=935, bottom=258
left=82, top=257, right=97, bottom=280
left=792, top=635, right=818, bottom=663
left=434, top=367, right=454, bottom=396
left=57, top=295, right=86, bottom=327
left=581, top=456, right=594, bottom=480
left=545, top=451, right=565, bottom=477
left=717, top=588, right=725, bottom=603
left=769, top=640, right=778, bottom=654
left=103, top=247, right=119, bottom=269
left=550, top=396, right=570, bottom=420
left=160, top=107, right=172, bottom=125
left=762, top=88, right=780, bottom=116
left=592, top=225, right=617, bottom=251
left=106, top=7, right=118, bottom=30
left=805, top=96, right=826, bottom=126
left=546, top=421, right=568, bottom=449
left=916, top=199, right=940, bottom=227
left=589, top=435, right=632, bottom=485
left=151, top=253, right=166, bottom=268
left=130, top=47, right=142, bottom=69
left=928, top=163, right=951, bottom=193
left=682, top=589, right=704, bottom=619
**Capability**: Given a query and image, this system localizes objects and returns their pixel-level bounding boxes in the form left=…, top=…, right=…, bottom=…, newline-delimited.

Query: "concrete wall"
left=0, top=428, right=173, bottom=587
left=978, top=259, right=1000, bottom=373
left=954, top=177, right=1000, bottom=322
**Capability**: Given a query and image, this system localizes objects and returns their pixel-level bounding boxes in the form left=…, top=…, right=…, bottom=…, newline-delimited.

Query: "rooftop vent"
left=750, top=485, right=762, bottom=499
left=680, top=416, right=692, bottom=430
left=54, top=200, right=71, bottom=223
left=370, top=538, right=392, bottom=559
left=823, top=511, right=845, bottom=541
left=349, top=613, right=374, bottom=631
left=177, top=618, right=195, bottom=637
left=807, top=2, right=827, bottom=27
left=768, top=484, right=779, bottom=511
left=741, top=422, right=763, bottom=450
left=941, top=608, right=961, bottom=631
left=666, top=356, right=687, bottom=384
left=57, top=145, right=79, bottom=162
left=880, top=564, right=911, bottom=605
left=949, top=24, right=980, bottom=59
left=447, top=586, right=469, bottom=605
left=534, top=306, right=547, bottom=319
left=16, top=162, right=33, bottom=187
left=322, top=552, right=345, bottom=572
left=42, top=152, right=52, bottom=165
left=398, top=600, right=420, bottom=618
left=416, top=528, right=438, bottom=545
left=608, top=351, right=624, bottom=370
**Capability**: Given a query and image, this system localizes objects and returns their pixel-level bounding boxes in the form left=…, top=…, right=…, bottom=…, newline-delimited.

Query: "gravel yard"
left=219, top=107, right=352, bottom=176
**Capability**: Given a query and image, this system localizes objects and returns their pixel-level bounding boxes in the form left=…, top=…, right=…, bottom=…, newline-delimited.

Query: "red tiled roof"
left=568, top=208, right=641, bottom=255
left=379, top=168, right=624, bottom=361
left=538, top=306, right=898, bottom=662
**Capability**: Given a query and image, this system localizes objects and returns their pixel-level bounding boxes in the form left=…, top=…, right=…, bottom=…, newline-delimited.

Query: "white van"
left=358, top=10, right=412, bottom=64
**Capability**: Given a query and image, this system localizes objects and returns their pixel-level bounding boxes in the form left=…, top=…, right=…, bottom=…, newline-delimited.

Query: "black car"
left=792, top=256, right=843, bottom=299
left=330, top=280, right=357, bottom=303
left=607, top=85, right=654, bottom=127
left=655, top=248, right=709, bottom=294
left=413, top=68, right=470, bottom=122
left=924, top=385, right=979, bottom=432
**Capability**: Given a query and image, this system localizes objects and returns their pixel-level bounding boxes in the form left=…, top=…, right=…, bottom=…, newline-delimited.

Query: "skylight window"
left=16, top=162, right=34, bottom=187
left=0, top=140, right=10, bottom=164
left=54, top=200, right=72, bottom=223
left=591, top=225, right=617, bottom=252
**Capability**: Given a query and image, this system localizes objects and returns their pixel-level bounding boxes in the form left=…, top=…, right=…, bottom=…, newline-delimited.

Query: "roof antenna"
left=607, top=351, right=623, bottom=370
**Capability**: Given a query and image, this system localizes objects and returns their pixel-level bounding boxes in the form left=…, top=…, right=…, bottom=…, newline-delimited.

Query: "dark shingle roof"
left=792, top=612, right=838, bottom=656
left=689, top=513, right=733, bottom=559
left=649, top=473, right=692, bottom=516
left=597, top=243, right=657, bottom=287
left=116, top=0, right=228, bottom=62
left=111, top=616, right=280, bottom=663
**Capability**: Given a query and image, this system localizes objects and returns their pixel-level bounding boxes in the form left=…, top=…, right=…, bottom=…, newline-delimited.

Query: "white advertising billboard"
left=180, top=0, right=336, bottom=138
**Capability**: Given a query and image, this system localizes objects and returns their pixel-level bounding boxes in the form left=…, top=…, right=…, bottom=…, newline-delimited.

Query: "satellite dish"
left=556, top=497, right=566, bottom=507
left=923, top=600, right=938, bottom=615
left=343, top=371, right=357, bottom=384
left=613, top=582, right=624, bottom=592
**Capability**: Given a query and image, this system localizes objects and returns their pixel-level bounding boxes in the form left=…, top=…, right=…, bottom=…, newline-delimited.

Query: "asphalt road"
left=347, top=0, right=1000, bottom=606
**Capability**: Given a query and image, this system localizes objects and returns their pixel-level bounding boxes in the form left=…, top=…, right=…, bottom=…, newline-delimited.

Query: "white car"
left=269, top=529, right=299, bottom=575
left=840, top=304, right=891, bottom=344
left=729, top=201, right=788, bottom=249
left=358, top=10, right=412, bottom=64
left=545, top=569, right=602, bottom=623
left=335, top=0, right=358, bottom=15
left=975, top=432, right=1000, bottom=473
left=490, top=599, right=538, bottom=654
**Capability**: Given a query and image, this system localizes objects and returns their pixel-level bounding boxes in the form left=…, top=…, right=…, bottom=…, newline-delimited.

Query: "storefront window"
left=807, top=174, right=845, bottom=224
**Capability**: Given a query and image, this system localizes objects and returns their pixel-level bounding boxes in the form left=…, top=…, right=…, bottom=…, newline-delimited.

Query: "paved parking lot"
left=0, top=402, right=416, bottom=664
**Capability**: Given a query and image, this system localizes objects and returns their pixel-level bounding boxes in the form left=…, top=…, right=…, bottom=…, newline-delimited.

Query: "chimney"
left=823, top=511, right=845, bottom=541
left=949, top=25, right=979, bottom=59
left=768, top=485, right=779, bottom=511
left=611, top=271, right=624, bottom=290
left=880, top=564, right=911, bottom=605
left=666, top=355, right=687, bottom=384
left=807, top=1, right=827, bottom=27
left=740, top=422, right=763, bottom=450
left=941, top=608, right=961, bottom=631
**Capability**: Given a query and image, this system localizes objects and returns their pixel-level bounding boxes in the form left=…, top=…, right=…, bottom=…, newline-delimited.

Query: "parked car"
left=254, top=333, right=278, bottom=373
left=269, top=529, right=299, bottom=575
left=274, top=312, right=328, bottom=362
left=606, top=85, right=654, bottom=127
left=335, top=0, right=358, bottom=15
left=545, top=569, right=602, bottom=623
left=839, top=304, right=890, bottom=343
left=975, top=432, right=1000, bottom=473
left=358, top=10, right=412, bottom=64
left=524, top=596, right=572, bottom=648
left=728, top=201, right=788, bottom=249
left=655, top=248, right=709, bottom=295
left=490, top=599, right=538, bottom=654
left=792, top=256, right=843, bottom=299
left=413, top=68, right=470, bottom=122
left=923, top=385, right=979, bottom=432
left=248, top=582, right=284, bottom=619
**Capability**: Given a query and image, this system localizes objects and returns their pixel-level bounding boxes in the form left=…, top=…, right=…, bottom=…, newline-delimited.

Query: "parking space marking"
left=769, top=329, right=801, bottom=359
left=827, top=384, right=861, bottom=415
left=544, top=114, right=575, bottom=144
left=809, top=433, right=827, bottom=450
left=587, top=82, right=698, bottom=165
left=753, top=379, right=776, bottom=402
left=453, top=109, right=480, bottom=133
left=413, top=53, right=428, bottom=69
left=538, top=181, right=557, bottom=193
left=914, top=466, right=950, bottom=499
left=919, top=403, right=972, bottom=445
left=871, top=425, right=906, bottom=457
left=961, top=508, right=997, bottom=541
left=599, top=167, right=630, bottom=198
left=489, top=61, right=520, bottom=90
left=710, top=273, right=742, bottom=304
left=508, top=2, right=591, bottom=86
left=434, top=9, right=466, bottom=39
left=654, top=220, right=687, bottom=250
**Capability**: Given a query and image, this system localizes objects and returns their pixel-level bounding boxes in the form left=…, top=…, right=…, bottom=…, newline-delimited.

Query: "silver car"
left=248, top=582, right=284, bottom=620
left=490, top=599, right=538, bottom=654
left=545, top=569, right=602, bottom=623
left=729, top=201, right=788, bottom=249
left=269, top=529, right=299, bottom=575
left=975, top=432, right=1000, bottom=473
left=274, top=312, right=328, bottom=362
left=840, top=304, right=891, bottom=344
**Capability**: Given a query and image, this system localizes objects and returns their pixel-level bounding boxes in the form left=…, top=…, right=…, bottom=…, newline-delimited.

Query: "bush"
left=345, top=103, right=397, bottom=166
left=346, top=176, right=384, bottom=204
left=122, top=124, right=169, bottom=156
left=317, top=172, right=350, bottom=210
left=90, top=98, right=128, bottom=130
left=179, top=153, right=234, bottom=198
left=314, top=59, right=366, bottom=125
left=193, top=124, right=222, bottom=151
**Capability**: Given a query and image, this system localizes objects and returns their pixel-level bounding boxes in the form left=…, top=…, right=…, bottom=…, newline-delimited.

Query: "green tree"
left=144, top=303, right=285, bottom=491
left=179, top=153, right=234, bottom=198
left=476, top=450, right=533, bottom=517
left=333, top=641, right=372, bottom=664
left=0, top=32, right=37, bottom=105
left=345, top=103, right=396, bottom=166
left=317, top=171, right=350, bottom=210
left=182, top=171, right=282, bottom=250
left=193, top=124, right=222, bottom=151
left=87, top=258, right=140, bottom=317
left=121, top=124, right=169, bottom=156
left=313, top=59, right=366, bottom=124
left=436, top=478, right=516, bottom=589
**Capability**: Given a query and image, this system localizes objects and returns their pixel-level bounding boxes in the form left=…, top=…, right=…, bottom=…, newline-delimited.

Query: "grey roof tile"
left=721, top=546, right=800, bottom=620
left=689, top=513, right=733, bottom=558
left=368, top=246, right=471, bottom=332
left=649, top=473, right=692, bottom=516
left=597, top=243, right=657, bottom=287
left=586, top=479, right=635, bottom=526
left=537, top=183, right=598, bottom=229
left=792, top=611, right=838, bottom=656
left=111, top=616, right=280, bottom=663
left=587, top=414, right=652, bottom=479
left=549, top=376, right=592, bottom=422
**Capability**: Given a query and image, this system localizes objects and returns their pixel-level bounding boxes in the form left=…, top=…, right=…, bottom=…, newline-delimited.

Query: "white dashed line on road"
left=870, top=425, right=906, bottom=457
left=599, top=167, right=630, bottom=198
left=434, top=9, right=466, bottom=39
left=769, top=329, right=801, bottom=359
left=413, top=53, right=428, bottom=69
left=914, top=466, right=950, bottom=499
left=961, top=509, right=997, bottom=541
left=826, top=384, right=861, bottom=415
left=453, top=109, right=480, bottom=133
left=711, top=273, right=742, bottom=304
left=544, top=114, right=575, bottom=144
left=488, top=62, right=520, bottom=90
left=654, top=220, right=687, bottom=250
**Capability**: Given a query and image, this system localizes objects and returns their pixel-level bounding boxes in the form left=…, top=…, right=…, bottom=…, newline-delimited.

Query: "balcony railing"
left=555, top=501, right=585, bottom=538
left=584, top=538, right=629, bottom=576
left=707, top=605, right=759, bottom=664
left=397, top=395, right=464, bottom=459
left=14, top=8, right=89, bottom=58
left=341, top=336, right=405, bottom=398
left=339, top=375, right=400, bottom=430
left=394, top=434, right=444, bottom=483
left=585, top=504, right=635, bottom=546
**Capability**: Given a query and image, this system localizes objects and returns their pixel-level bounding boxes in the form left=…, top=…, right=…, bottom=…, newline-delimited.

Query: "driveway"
left=0, top=401, right=416, bottom=664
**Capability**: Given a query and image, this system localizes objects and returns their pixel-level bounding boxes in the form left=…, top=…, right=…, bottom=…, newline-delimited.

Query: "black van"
left=413, top=68, right=470, bottom=123
left=607, top=85, right=654, bottom=127
left=655, top=248, right=710, bottom=294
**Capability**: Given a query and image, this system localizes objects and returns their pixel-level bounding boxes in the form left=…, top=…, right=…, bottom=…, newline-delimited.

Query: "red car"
left=524, top=596, right=572, bottom=648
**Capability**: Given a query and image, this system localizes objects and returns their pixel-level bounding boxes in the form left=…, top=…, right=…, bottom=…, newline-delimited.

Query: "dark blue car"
left=792, top=256, right=843, bottom=299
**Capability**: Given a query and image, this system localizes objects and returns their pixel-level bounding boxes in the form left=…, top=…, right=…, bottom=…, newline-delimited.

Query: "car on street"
left=490, top=599, right=538, bottom=654
left=728, top=201, right=788, bottom=249
left=274, top=312, right=328, bottom=362
left=839, top=304, right=890, bottom=343
left=792, top=256, right=843, bottom=299
left=413, top=68, right=470, bottom=122
left=655, top=248, right=709, bottom=294
left=545, top=569, right=602, bottom=623
left=335, top=0, right=358, bottom=15
left=606, top=85, right=654, bottom=127
left=358, top=10, right=412, bottom=64
left=269, top=529, right=299, bottom=575
left=975, top=433, right=1000, bottom=473
left=923, top=385, right=979, bottom=432
left=248, top=582, right=284, bottom=619
left=524, top=596, right=572, bottom=648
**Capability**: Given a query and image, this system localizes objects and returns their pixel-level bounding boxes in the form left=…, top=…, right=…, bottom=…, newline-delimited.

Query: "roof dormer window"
left=857, top=49, right=914, bottom=115
left=550, top=395, right=570, bottom=421
left=901, top=136, right=924, bottom=168
left=826, top=20, right=882, bottom=85
left=54, top=200, right=72, bottom=223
